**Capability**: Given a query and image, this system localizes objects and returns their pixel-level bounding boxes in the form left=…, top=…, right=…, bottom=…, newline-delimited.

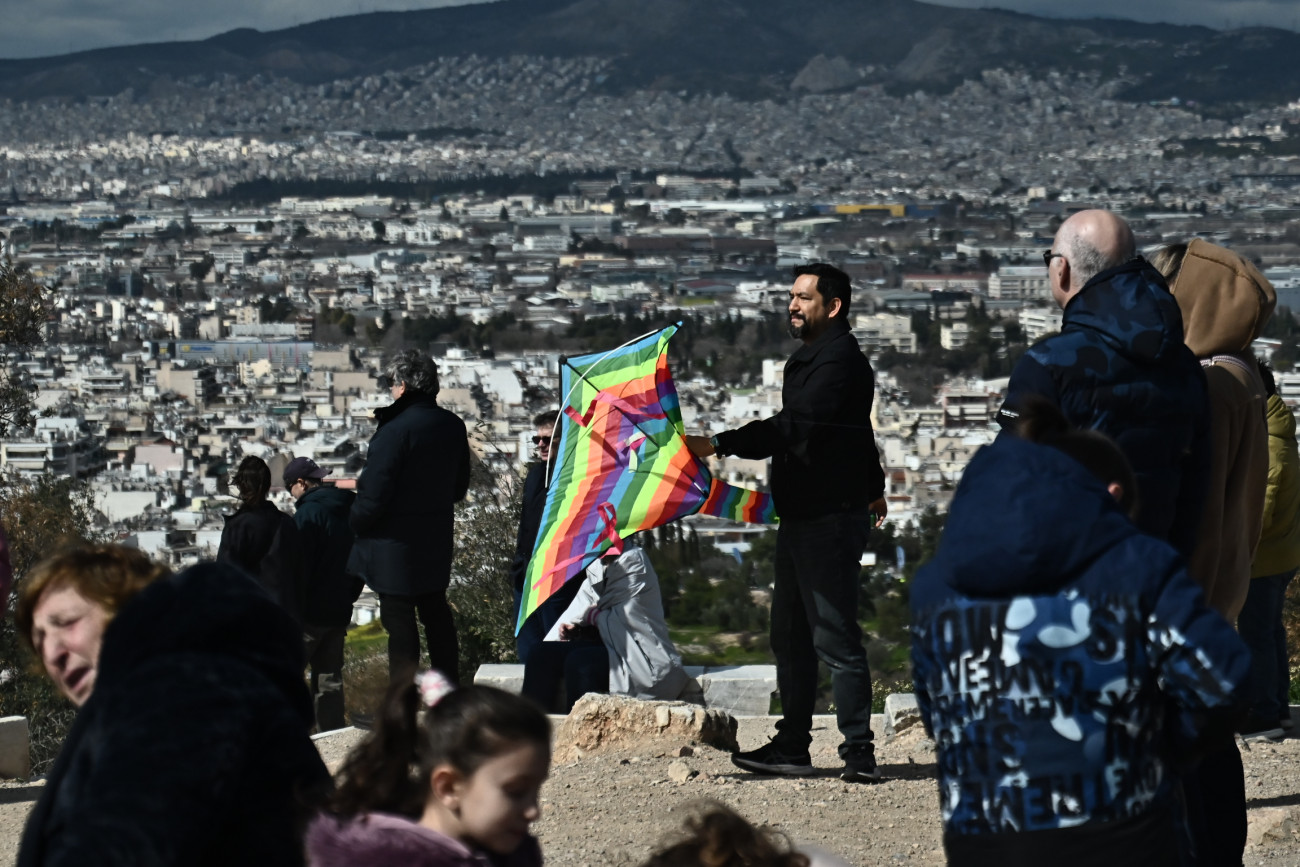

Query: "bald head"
left=1055, top=209, right=1135, bottom=292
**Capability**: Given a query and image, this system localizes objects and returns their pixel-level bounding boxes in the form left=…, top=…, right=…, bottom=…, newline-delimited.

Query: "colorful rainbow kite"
left=517, top=324, right=777, bottom=633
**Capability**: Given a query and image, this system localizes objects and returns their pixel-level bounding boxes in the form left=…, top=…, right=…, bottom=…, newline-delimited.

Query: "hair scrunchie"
left=415, top=669, right=455, bottom=708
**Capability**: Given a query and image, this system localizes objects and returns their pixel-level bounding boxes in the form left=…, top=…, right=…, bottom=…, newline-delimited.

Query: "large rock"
left=553, top=694, right=738, bottom=763
left=1246, top=806, right=1300, bottom=850
left=883, top=693, right=922, bottom=735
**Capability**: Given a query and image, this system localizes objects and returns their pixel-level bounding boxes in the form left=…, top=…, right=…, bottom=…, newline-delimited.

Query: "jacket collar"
left=790, top=317, right=852, bottom=364
left=373, top=390, right=437, bottom=428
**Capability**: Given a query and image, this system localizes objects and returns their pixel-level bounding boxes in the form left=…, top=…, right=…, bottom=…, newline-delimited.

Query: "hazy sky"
left=3, top=0, right=1299, bottom=60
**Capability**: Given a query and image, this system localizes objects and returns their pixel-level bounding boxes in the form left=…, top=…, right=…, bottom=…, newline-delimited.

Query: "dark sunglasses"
left=532, top=435, right=553, bottom=445
left=376, top=374, right=393, bottom=389
left=1042, top=250, right=1065, bottom=268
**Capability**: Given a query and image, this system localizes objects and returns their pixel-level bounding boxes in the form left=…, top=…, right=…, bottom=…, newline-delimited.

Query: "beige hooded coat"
left=1168, top=239, right=1275, bottom=621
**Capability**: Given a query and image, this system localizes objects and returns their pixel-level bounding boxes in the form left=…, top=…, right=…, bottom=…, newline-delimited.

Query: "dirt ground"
left=4, top=717, right=1300, bottom=866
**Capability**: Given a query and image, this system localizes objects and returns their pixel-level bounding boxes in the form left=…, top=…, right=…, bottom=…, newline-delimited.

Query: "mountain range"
left=1, top=0, right=1298, bottom=107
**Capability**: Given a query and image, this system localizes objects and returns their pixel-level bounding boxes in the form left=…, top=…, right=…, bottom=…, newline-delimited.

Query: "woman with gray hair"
left=349, top=350, right=471, bottom=683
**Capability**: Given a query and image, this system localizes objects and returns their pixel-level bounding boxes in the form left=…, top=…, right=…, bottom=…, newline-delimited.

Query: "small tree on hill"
left=0, top=259, right=53, bottom=434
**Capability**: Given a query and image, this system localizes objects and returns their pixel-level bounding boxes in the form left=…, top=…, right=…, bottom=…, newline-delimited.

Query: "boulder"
left=1246, top=806, right=1300, bottom=850
left=883, top=693, right=922, bottom=735
left=553, top=693, right=738, bottom=763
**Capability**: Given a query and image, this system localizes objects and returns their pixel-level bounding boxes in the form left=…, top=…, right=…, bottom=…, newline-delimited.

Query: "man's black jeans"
left=302, top=624, right=347, bottom=732
left=379, top=590, right=459, bottom=683
left=770, top=508, right=875, bottom=760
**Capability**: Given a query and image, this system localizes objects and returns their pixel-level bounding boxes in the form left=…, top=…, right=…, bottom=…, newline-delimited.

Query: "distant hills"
left=3, top=0, right=1300, bottom=107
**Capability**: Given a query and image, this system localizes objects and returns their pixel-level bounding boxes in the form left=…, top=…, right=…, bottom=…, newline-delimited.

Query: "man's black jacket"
left=713, top=319, right=885, bottom=521
left=509, top=460, right=549, bottom=594
left=348, top=391, right=470, bottom=596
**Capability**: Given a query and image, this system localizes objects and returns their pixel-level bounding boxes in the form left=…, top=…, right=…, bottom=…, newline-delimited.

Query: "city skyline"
left=3, top=0, right=1299, bottom=61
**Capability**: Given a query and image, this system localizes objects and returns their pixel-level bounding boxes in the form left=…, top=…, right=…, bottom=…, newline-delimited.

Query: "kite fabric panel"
left=518, top=324, right=776, bottom=633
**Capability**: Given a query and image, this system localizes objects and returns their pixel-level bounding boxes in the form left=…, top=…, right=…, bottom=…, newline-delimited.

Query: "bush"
left=0, top=475, right=100, bottom=775
left=447, top=459, right=523, bottom=685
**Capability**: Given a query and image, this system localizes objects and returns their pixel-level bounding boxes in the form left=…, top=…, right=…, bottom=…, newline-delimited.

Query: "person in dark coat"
left=349, top=350, right=471, bottom=683
left=286, top=455, right=361, bottom=732
left=689, top=263, right=887, bottom=784
left=510, top=410, right=583, bottom=665
left=997, top=209, right=1211, bottom=561
left=911, top=407, right=1248, bottom=867
left=217, top=455, right=304, bottom=622
left=14, top=544, right=332, bottom=867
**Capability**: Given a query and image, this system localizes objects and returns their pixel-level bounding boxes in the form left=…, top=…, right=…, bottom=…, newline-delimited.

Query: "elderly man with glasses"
left=997, top=209, right=1211, bottom=559
left=350, top=350, right=471, bottom=683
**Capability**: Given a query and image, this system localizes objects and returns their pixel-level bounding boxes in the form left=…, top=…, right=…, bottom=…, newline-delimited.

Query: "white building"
left=988, top=265, right=1049, bottom=301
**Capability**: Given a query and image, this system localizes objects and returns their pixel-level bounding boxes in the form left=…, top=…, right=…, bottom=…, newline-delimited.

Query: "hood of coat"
left=1170, top=238, right=1276, bottom=357
left=306, top=813, right=495, bottom=867
left=373, top=391, right=438, bottom=428
left=94, top=561, right=312, bottom=724
left=1063, top=258, right=1188, bottom=365
left=917, top=434, right=1137, bottom=599
left=227, top=498, right=284, bottom=522
left=298, top=483, right=355, bottom=512
left=1266, top=393, right=1295, bottom=439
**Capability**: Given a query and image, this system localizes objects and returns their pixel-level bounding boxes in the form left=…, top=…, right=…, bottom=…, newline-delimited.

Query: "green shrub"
left=0, top=475, right=100, bottom=776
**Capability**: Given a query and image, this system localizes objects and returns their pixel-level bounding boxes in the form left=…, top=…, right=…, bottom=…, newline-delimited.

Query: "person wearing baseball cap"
left=285, top=456, right=361, bottom=732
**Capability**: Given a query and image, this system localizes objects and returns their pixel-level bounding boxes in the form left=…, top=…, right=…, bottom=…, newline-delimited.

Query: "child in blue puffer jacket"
left=911, top=402, right=1248, bottom=867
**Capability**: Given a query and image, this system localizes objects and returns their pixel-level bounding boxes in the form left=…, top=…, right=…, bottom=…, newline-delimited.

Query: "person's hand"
left=685, top=435, right=715, bottom=458
left=868, top=497, right=888, bottom=528
left=558, top=622, right=577, bottom=641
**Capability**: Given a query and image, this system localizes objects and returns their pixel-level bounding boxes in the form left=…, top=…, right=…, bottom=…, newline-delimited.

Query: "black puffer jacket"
left=714, top=319, right=885, bottom=521
left=218, top=499, right=304, bottom=621
left=17, top=562, right=332, bottom=867
left=348, top=391, right=470, bottom=596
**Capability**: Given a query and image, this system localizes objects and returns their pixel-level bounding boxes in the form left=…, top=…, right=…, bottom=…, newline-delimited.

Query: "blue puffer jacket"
left=998, top=259, right=1210, bottom=559
left=911, top=435, right=1248, bottom=840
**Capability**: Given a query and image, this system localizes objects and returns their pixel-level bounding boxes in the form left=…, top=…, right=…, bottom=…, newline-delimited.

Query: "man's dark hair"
left=533, top=410, right=559, bottom=429
left=793, top=263, right=852, bottom=318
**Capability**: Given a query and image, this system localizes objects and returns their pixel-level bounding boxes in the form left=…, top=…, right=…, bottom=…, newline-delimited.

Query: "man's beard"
left=788, top=317, right=806, bottom=339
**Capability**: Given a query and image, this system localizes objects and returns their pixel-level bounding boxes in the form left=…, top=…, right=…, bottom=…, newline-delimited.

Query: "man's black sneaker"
left=731, top=742, right=814, bottom=776
left=840, top=750, right=882, bottom=784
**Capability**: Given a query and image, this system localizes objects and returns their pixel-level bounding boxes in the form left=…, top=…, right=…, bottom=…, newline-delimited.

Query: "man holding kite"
left=688, top=263, right=887, bottom=784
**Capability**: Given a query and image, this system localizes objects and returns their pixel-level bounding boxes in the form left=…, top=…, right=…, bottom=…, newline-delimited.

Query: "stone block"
left=473, top=663, right=525, bottom=694
left=687, top=665, right=777, bottom=716
left=883, top=693, right=922, bottom=735
left=0, top=716, right=30, bottom=780
left=472, top=663, right=777, bottom=717
left=552, top=693, right=738, bottom=763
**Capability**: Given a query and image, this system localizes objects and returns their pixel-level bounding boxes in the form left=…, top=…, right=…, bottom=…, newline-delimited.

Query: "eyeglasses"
left=1042, top=250, right=1065, bottom=268
left=532, top=435, right=552, bottom=446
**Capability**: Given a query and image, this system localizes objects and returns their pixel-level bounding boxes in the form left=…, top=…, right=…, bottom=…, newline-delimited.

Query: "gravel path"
left=3, top=717, right=1299, bottom=866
